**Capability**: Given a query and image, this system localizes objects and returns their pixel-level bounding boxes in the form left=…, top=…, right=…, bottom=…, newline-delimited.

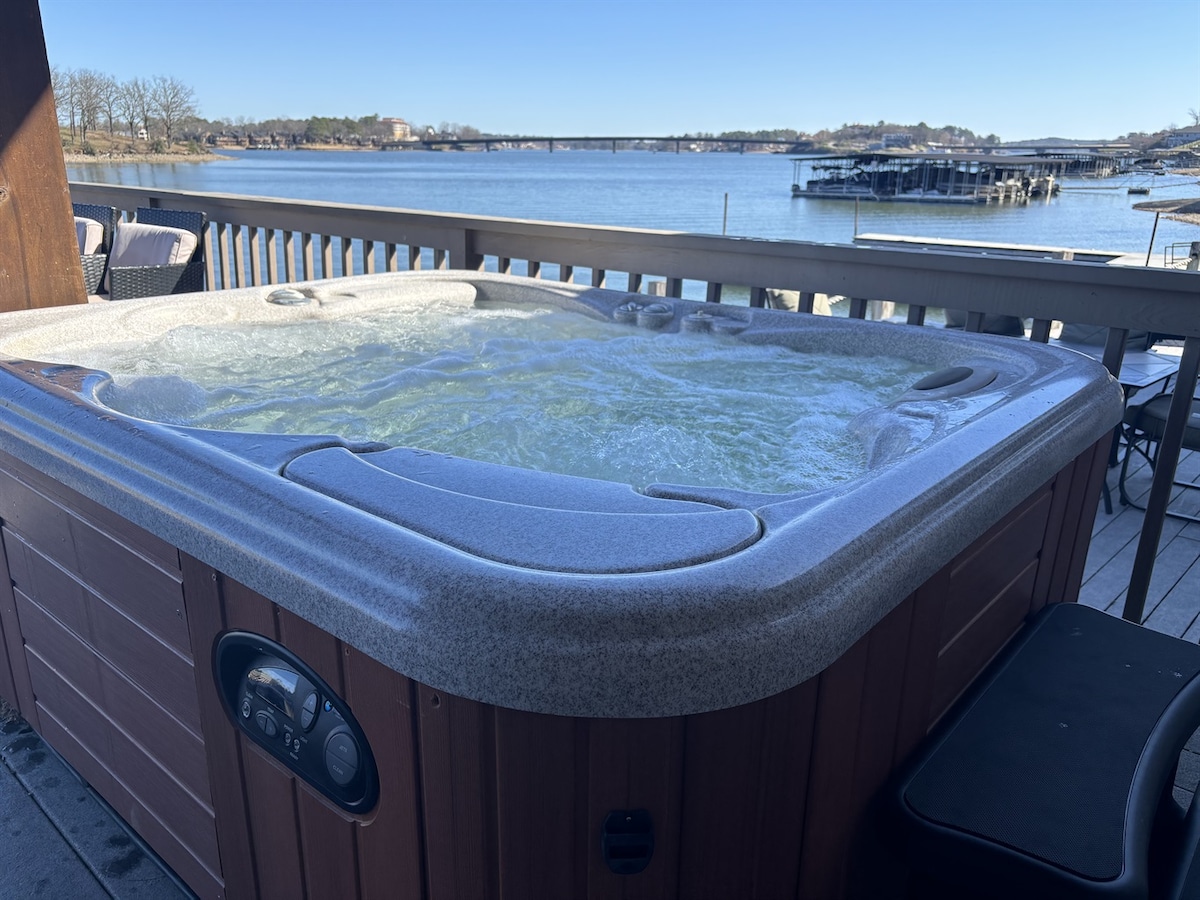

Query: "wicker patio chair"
left=107, top=207, right=208, bottom=301
left=72, top=202, right=117, bottom=295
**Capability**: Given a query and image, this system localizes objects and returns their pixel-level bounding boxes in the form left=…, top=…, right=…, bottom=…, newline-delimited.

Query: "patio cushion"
left=104, top=222, right=198, bottom=292
left=74, top=216, right=104, bottom=254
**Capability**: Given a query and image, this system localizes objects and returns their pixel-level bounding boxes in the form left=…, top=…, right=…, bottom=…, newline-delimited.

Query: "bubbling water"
left=86, top=296, right=930, bottom=494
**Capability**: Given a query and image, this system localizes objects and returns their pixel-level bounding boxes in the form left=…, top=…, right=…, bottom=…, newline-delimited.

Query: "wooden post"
left=0, top=0, right=86, bottom=310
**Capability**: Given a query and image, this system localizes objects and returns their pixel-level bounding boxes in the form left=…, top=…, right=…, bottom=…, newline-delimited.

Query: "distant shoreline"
left=64, top=151, right=233, bottom=164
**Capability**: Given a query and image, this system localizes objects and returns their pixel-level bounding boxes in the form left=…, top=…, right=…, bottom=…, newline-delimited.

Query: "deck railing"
left=68, top=182, right=1200, bottom=621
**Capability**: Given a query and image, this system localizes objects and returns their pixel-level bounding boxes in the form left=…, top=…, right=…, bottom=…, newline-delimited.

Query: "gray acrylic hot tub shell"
left=0, top=272, right=1124, bottom=717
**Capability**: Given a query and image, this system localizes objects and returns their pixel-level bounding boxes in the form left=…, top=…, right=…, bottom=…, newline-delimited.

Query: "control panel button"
left=325, top=731, right=360, bottom=787
left=301, top=691, right=318, bottom=730
left=240, top=697, right=252, bottom=719
left=255, top=710, right=278, bottom=738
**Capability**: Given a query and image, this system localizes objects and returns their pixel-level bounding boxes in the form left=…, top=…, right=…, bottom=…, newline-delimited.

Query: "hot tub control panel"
left=214, top=632, right=379, bottom=813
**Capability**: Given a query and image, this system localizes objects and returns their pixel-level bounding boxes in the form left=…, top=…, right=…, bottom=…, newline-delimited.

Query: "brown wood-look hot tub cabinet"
left=0, top=433, right=1109, bottom=900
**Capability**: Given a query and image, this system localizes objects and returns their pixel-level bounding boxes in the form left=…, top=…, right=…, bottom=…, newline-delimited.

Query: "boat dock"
left=792, top=152, right=1066, bottom=203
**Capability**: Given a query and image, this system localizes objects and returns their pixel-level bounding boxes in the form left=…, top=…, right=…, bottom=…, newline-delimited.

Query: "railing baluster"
left=965, top=310, right=985, bottom=332
left=408, top=245, right=421, bottom=271
left=849, top=298, right=869, bottom=319
left=749, top=287, right=767, bottom=308
left=302, top=233, right=315, bottom=281
left=249, top=227, right=262, bottom=286
left=320, top=235, right=332, bottom=279
left=559, top=264, right=574, bottom=284
left=592, top=268, right=606, bottom=288
left=705, top=282, right=722, bottom=303
left=627, top=272, right=642, bottom=293
left=1029, top=319, right=1052, bottom=343
left=285, top=231, right=297, bottom=282
left=799, top=292, right=817, bottom=314
left=266, top=229, right=279, bottom=283
left=363, top=239, right=375, bottom=275
left=434, top=249, right=448, bottom=271
left=385, top=243, right=399, bottom=273
left=202, top=223, right=215, bottom=292
left=232, top=224, right=246, bottom=288
left=665, top=277, right=682, bottom=298
left=341, top=237, right=353, bottom=278
left=216, top=222, right=232, bottom=291
left=497, top=257, right=511, bottom=275
left=905, top=304, right=927, bottom=326
left=527, top=260, right=541, bottom=279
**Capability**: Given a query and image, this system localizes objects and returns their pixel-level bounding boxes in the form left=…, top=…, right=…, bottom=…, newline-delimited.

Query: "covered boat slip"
left=791, top=152, right=1065, bottom=202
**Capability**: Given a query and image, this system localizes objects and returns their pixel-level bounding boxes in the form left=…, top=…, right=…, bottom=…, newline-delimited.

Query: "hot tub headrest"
left=282, top=447, right=762, bottom=574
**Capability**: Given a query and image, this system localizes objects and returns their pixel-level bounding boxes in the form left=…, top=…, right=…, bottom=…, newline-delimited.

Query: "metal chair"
left=1118, top=388, right=1200, bottom=522
left=107, top=207, right=208, bottom=301
left=71, top=202, right=117, bottom=294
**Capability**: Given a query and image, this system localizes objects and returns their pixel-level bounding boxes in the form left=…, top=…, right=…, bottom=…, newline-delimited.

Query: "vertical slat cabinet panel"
left=845, top=598, right=916, bottom=900
left=795, top=633, right=871, bottom=899
left=222, top=581, right=307, bottom=900
left=181, top=555, right=259, bottom=900
left=677, top=679, right=818, bottom=900
left=276, top=609, right=361, bottom=900
left=416, top=685, right=499, bottom=900
left=343, top=648, right=425, bottom=900
left=493, top=707, right=581, bottom=898
left=586, top=717, right=684, bottom=900
left=0, top=526, right=27, bottom=715
left=892, top=570, right=951, bottom=762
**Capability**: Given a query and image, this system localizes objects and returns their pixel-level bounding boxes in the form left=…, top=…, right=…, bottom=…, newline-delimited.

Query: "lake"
left=68, top=149, right=1200, bottom=258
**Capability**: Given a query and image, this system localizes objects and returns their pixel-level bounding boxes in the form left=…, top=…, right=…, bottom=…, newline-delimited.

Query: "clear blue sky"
left=39, top=0, right=1200, bottom=141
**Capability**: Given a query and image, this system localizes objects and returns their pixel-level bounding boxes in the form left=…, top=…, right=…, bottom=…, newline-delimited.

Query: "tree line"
left=52, top=68, right=198, bottom=149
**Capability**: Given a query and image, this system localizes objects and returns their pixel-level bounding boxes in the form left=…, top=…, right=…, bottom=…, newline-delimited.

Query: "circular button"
left=324, top=731, right=360, bottom=787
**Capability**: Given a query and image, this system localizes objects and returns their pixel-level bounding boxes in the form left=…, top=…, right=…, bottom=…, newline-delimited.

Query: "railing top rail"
left=69, top=181, right=1200, bottom=338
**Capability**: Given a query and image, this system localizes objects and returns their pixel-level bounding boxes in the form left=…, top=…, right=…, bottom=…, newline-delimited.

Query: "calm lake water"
left=69, top=149, right=1200, bottom=257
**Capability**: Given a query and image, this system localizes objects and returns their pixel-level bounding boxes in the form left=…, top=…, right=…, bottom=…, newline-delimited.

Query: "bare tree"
left=96, top=74, right=121, bottom=139
left=73, top=69, right=103, bottom=142
left=149, top=75, right=197, bottom=146
left=54, top=67, right=79, bottom=140
left=50, top=66, right=68, bottom=129
left=118, top=78, right=144, bottom=138
left=1189, top=108, right=1200, bottom=127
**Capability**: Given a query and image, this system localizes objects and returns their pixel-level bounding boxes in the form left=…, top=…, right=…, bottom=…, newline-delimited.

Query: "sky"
left=38, top=0, right=1200, bottom=142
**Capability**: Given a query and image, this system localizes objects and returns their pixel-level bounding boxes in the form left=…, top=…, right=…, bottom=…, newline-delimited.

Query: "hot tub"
left=0, top=272, right=1123, bottom=899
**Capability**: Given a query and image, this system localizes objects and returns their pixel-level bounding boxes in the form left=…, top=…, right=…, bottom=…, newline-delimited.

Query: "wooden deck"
left=1080, top=444, right=1200, bottom=805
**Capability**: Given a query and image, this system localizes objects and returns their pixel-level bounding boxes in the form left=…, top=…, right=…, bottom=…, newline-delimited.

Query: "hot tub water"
left=81, top=295, right=932, bottom=494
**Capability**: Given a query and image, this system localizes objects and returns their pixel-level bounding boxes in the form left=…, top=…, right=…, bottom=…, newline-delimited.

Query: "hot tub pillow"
left=75, top=216, right=104, bottom=255
left=103, top=222, right=198, bottom=293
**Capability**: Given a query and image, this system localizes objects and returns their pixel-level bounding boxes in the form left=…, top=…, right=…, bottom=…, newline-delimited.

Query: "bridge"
left=381, top=136, right=815, bottom=153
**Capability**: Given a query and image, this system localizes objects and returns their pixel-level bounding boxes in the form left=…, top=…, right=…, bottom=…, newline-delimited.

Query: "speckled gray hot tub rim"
left=0, top=271, right=1124, bottom=718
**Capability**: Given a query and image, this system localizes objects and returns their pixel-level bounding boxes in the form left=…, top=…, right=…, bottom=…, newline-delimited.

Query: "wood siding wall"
left=0, top=435, right=1107, bottom=899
